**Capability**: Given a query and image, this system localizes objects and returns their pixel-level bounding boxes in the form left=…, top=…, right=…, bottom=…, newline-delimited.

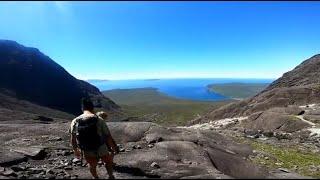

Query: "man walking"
left=69, top=98, right=119, bottom=179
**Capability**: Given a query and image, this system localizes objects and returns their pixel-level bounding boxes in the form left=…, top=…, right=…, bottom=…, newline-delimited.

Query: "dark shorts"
left=83, top=144, right=111, bottom=159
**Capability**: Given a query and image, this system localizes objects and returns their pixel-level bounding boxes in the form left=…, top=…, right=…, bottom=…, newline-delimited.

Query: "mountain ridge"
left=190, top=54, right=320, bottom=124
left=0, top=40, right=119, bottom=117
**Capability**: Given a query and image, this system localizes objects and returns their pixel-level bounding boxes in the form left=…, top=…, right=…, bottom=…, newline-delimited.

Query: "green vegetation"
left=103, top=88, right=233, bottom=126
left=312, top=83, right=320, bottom=91
left=235, top=137, right=320, bottom=178
left=207, top=83, right=269, bottom=99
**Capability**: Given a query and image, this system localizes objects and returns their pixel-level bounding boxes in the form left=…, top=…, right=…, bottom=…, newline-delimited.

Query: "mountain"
left=0, top=40, right=119, bottom=117
left=190, top=54, right=320, bottom=124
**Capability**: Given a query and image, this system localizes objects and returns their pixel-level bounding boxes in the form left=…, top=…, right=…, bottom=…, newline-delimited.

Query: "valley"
left=103, top=88, right=234, bottom=126
left=0, top=40, right=319, bottom=179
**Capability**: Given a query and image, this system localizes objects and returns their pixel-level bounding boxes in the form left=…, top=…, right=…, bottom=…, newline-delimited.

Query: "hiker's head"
left=96, top=111, right=108, bottom=120
left=81, top=98, right=94, bottom=112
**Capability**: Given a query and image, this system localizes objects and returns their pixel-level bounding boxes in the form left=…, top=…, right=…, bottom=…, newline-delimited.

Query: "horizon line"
left=82, top=77, right=277, bottom=81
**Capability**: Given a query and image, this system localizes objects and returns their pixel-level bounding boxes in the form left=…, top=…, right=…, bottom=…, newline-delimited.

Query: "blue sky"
left=0, top=1, right=320, bottom=80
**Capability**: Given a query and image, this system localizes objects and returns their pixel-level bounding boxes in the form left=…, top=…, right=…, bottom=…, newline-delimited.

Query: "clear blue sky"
left=1, top=1, right=320, bottom=80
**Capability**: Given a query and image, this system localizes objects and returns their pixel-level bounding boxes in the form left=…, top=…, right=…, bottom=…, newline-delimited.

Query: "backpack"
left=75, top=115, right=104, bottom=151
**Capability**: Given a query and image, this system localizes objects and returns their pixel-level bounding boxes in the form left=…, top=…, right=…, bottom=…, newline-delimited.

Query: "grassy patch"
left=312, top=84, right=320, bottom=91
left=235, top=137, right=320, bottom=178
left=103, top=88, right=233, bottom=126
left=207, top=83, right=269, bottom=99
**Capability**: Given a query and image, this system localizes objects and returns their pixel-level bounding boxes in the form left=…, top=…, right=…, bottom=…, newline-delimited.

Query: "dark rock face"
left=0, top=40, right=119, bottom=116
left=190, top=54, right=320, bottom=124
left=0, top=93, right=74, bottom=121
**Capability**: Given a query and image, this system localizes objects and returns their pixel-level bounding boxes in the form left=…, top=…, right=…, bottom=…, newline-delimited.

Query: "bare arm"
left=70, top=134, right=81, bottom=157
left=69, top=119, right=81, bottom=157
left=106, top=135, right=119, bottom=153
left=70, top=134, right=77, bottom=150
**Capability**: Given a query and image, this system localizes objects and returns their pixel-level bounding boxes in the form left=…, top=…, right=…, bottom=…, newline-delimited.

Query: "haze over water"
left=89, top=78, right=274, bottom=101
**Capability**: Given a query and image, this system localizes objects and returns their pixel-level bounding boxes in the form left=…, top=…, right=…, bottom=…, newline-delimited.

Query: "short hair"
left=81, top=98, right=94, bottom=111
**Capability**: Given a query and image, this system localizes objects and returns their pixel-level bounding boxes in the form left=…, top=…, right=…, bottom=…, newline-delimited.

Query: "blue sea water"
left=88, top=78, right=274, bottom=101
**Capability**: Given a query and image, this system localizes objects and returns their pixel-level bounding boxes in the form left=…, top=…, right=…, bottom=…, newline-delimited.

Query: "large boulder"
left=107, top=122, right=156, bottom=143
left=114, top=141, right=231, bottom=179
left=11, top=146, right=47, bottom=160
left=0, top=150, right=27, bottom=167
left=242, top=107, right=311, bottom=133
left=109, top=122, right=269, bottom=179
left=206, top=148, right=268, bottom=179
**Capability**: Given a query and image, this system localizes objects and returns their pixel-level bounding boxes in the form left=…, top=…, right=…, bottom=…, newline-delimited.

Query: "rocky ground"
left=186, top=103, right=320, bottom=178
left=1, top=111, right=315, bottom=179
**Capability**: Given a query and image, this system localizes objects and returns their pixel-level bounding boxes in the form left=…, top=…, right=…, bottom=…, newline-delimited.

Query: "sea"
left=88, top=78, right=274, bottom=101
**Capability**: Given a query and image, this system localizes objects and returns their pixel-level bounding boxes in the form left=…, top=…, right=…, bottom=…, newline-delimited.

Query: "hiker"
left=69, top=98, right=119, bottom=179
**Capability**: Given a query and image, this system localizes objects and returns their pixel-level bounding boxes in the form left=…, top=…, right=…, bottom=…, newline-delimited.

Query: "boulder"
left=107, top=122, right=156, bottom=143
left=28, top=167, right=44, bottom=174
left=262, top=131, right=274, bottom=137
left=206, top=148, right=269, bottom=179
left=150, top=162, right=160, bottom=169
left=243, top=109, right=311, bottom=133
left=10, top=166, right=26, bottom=172
left=34, top=116, right=54, bottom=122
left=11, top=146, right=47, bottom=160
left=0, top=150, right=27, bottom=166
left=114, top=141, right=219, bottom=178
left=0, top=175, right=10, bottom=179
left=113, top=133, right=259, bottom=179
left=1, top=169, right=17, bottom=177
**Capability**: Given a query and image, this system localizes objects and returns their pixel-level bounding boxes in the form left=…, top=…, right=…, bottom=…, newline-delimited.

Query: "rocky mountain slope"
left=190, top=54, right=320, bottom=124
left=186, top=54, right=320, bottom=178
left=0, top=40, right=119, bottom=118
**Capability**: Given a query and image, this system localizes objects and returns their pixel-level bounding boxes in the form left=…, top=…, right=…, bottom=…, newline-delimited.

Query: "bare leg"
left=85, top=155, right=99, bottom=179
left=101, top=154, right=115, bottom=179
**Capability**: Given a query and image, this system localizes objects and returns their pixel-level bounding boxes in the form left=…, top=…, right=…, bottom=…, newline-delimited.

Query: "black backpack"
left=75, top=115, right=104, bottom=151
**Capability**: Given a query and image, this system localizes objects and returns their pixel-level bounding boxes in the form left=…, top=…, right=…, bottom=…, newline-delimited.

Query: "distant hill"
left=87, top=79, right=109, bottom=84
left=103, top=87, right=179, bottom=105
left=207, top=83, right=269, bottom=99
left=0, top=40, right=119, bottom=117
left=103, top=88, right=233, bottom=126
left=190, top=54, right=320, bottom=124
